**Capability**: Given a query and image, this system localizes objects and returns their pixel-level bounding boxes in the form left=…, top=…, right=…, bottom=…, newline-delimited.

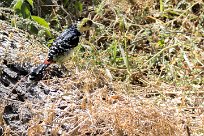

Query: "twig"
left=145, top=44, right=179, bottom=64
left=67, top=117, right=88, bottom=135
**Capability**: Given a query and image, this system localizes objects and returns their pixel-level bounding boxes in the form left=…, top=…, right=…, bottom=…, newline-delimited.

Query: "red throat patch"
left=43, top=59, right=52, bottom=65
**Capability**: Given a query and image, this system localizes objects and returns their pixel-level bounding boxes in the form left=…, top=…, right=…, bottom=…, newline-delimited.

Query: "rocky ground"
left=0, top=19, right=68, bottom=135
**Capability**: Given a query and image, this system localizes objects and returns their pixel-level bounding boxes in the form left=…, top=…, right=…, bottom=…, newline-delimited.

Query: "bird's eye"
left=83, top=23, right=87, bottom=27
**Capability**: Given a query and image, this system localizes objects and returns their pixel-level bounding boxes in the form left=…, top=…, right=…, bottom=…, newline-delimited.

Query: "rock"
left=0, top=20, right=50, bottom=135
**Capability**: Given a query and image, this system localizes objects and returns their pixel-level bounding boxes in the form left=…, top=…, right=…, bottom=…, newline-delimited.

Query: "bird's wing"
left=47, top=27, right=80, bottom=61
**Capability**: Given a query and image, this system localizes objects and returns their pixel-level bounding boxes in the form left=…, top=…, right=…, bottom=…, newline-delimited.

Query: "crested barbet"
left=28, top=18, right=94, bottom=82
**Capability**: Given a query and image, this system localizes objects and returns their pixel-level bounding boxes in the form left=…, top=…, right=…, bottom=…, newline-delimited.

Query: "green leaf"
left=26, top=0, right=33, bottom=7
left=21, top=2, right=31, bottom=18
left=45, top=29, right=52, bottom=37
left=158, top=39, right=164, bottom=47
left=160, top=0, right=164, bottom=12
left=74, top=1, right=83, bottom=12
left=11, top=18, right=17, bottom=27
left=31, top=16, right=50, bottom=29
left=47, top=39, right=55, bottom=47
left=78, top=2, right=83, bottom=12
left=110, top=40, right=118, bottom=64
left=13, top=0, right=23, bottom=10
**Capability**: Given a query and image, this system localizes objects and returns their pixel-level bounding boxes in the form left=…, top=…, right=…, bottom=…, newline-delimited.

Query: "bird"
left=28, top=18, right=94, bottom=82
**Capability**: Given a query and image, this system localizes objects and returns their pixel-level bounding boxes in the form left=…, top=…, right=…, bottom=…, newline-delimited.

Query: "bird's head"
left=77, top=18, right=94, bottom=33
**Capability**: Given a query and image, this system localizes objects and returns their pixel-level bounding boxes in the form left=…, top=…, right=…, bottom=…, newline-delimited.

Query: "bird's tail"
left=28, top=60, right=51, bottom=82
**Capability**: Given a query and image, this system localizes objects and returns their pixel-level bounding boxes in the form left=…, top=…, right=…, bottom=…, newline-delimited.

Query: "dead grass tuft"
left=26, top=69, right=182, bottom=135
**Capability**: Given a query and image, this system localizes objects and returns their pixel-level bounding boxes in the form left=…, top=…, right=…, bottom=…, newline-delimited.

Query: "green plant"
left=11, top=0, right=52, bottom=38
left=12, top=0, right=33, bottom=19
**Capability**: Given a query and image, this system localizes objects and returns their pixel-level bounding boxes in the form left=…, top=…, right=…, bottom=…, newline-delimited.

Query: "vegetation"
left=0, top=0, right=203, bottom=135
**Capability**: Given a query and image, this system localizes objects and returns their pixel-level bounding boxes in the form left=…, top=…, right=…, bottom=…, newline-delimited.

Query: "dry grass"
left=27, top=70, right=183, bottom=135
left=1, top=0, right=204, bottom=135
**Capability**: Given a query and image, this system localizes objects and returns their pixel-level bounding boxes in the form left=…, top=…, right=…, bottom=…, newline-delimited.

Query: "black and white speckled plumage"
left=47, top=25, right=81, bottom=63
left=28, top=24, right=82, bottom=82
left=28, top=18, right=93, bottom=82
